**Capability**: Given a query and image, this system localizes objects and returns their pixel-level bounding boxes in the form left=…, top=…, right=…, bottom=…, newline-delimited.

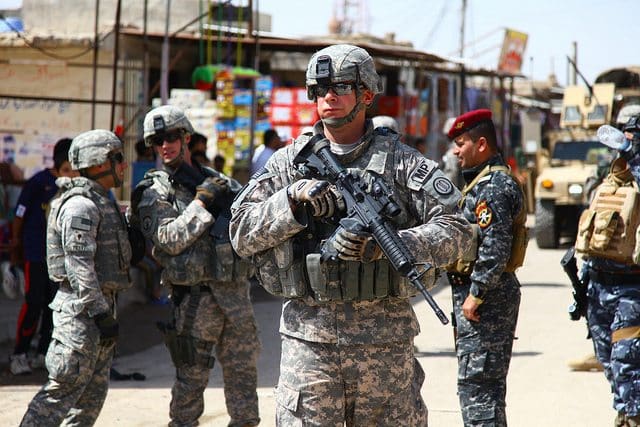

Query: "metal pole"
left=160, top=0, right=171, bottom=103
left=91, top=0, right=100, bottom=128
left=143, top=0, right=149, bottom=108
left=248, top=0, right=260, bottom=168
left=459, top=0, right=467, bottom=114
left=110, top=0, right=122, bottom=132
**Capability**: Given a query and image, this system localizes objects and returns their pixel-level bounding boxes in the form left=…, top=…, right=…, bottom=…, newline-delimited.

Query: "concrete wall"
left=21, top=0, right=271, bottom=37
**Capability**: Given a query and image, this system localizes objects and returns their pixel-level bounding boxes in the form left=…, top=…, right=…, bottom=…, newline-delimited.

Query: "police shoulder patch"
left=475, top=200, right=493, bottom=228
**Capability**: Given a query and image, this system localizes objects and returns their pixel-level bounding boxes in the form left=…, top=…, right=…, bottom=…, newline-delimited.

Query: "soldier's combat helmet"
left=69, top=129, right=122, bottom=170
left=306, top=44, right=382, bottom=128
left=143, top=105, right=194, bottom=147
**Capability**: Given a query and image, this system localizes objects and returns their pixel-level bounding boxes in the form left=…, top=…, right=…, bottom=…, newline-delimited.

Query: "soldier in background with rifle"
left=230, top=44, right=473, bottom=426
left=130, top=105, right=260, bottom=427
left=571, top=115, right=640, bottom=427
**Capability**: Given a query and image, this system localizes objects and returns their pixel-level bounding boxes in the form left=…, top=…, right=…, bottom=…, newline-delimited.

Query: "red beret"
left=447, top=109, right=493, bottom=139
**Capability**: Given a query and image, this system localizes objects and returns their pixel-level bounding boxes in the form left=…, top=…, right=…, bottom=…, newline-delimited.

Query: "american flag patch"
left=70, top=216, right=92, bottom=231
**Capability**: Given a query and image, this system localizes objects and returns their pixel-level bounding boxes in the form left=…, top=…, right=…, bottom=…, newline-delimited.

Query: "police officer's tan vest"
left=576, top=158, right=640, bottom=265
left=47, top=177, right=131, bottom=291
left=448, top=165, right=528, bottom=275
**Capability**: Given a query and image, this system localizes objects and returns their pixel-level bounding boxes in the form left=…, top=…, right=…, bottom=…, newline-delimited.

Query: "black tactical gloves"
left=333, top=227, right=382, bottom=263
left=94, top=312, right=119, bottom=344
left=195, top=177, right=228, bottom=209
left=287, top=179, right=344, bottom=218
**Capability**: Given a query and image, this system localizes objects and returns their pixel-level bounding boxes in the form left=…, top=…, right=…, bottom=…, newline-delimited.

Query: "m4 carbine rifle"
left=294, top=135, right=449, bottom=325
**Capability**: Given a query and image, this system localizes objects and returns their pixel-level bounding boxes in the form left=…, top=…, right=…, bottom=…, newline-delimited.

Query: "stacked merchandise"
left=269, top=87, right=318, bottom=143
left=215, top=72, right=272, bottom=175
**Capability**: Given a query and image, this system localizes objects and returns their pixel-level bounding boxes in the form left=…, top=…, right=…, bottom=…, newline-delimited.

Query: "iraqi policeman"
left=447, top=109, right=526, bottom=426
left=131, top=105, right=260, bottom=427
left=578, top=115, right=640, bottom=426
left=230, top=44, right=473, bottom=426
left=20, top=130, right=131, bottom=426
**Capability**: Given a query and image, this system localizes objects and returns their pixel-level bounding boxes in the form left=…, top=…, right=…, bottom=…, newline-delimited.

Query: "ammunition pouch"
left=505, top=204, right=528, bottom=272
left=252, top=236, right=435, bottom=301
left=447, top=272, right=472, bottom=287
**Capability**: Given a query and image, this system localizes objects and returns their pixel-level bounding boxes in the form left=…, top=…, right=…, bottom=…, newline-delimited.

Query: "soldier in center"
left=230, top=44, right=473, bottom=426
left=131, top=105, right=260, bottom=427
left=447, top=109, right=526, bottom=426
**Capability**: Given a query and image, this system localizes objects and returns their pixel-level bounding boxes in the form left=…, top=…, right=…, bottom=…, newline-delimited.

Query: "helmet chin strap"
left=322, top=90, right=366, bottom=129
left=82, top=161, right=122, bottom=187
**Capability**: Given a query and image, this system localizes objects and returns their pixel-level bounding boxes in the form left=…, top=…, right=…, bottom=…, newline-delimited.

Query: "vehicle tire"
left=535, top=199, right=559, bottom=249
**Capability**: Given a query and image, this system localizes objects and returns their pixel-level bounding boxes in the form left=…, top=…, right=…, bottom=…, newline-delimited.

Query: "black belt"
left=447, top=272, right=471, bottom=286
left=588, top=269, right=640, bottom=286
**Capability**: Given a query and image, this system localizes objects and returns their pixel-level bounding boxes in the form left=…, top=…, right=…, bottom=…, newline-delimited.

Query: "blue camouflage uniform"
left=580, top=152, right=640, bottom=420
left=450, top=154, right=523, bottom=426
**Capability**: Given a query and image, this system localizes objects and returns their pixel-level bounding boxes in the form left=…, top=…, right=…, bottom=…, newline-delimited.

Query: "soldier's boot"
left=567, top=353, right=604, bottom=372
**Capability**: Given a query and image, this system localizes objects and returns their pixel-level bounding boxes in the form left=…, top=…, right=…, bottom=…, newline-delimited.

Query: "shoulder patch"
left=475, top=200, right=493, bottom=228
left=408, top=162, right=434, bottom=190
left=141, top=215, right=153, bottom=233
left=433, top=176, right=454, bottom=196
left=70, top=216, right=92, bottom=231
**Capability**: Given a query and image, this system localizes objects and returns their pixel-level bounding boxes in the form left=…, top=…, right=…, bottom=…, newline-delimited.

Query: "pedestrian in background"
left=20, top=130, right=131, bottom=426
left=447, top=109, right=526, bottom=426
left=230, top=44, right=472, bottom=426
left=250, top=128, right=283, bottom=175
left=189, top=131, right=210, bottom=167
left=576, top=115, right=640, bottom=426
left=9, top=137, right=77, bottom=376
left=131, top=105, right=260, bottom=427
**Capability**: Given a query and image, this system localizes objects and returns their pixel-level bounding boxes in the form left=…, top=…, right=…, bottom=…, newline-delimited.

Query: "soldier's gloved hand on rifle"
left=94, top=312, right=119, bottom=344
left=287, top=179, right=344, bottom=218
left=195, top=177, right=228, bottom=209
left=333, top=227, right=383, bottom=263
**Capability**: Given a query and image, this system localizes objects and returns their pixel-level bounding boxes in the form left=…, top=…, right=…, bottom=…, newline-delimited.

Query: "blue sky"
left=259, top=0, right=639, bottom=86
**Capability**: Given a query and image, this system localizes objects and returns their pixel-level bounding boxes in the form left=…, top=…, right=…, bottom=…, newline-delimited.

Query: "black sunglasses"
left=110, top=151, right=125, bottom=164
left=150, top=130, right=183, bottom=146
left=309, top=82, right=357, bottom=98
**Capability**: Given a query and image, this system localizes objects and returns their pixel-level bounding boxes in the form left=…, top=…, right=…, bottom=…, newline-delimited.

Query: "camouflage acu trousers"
left=276, top=335, right=428, bottom=427
left=169, top=287, right=260, bottom=427
left=20, top=338, right=115, bottom=426
left=587, top=277, right=640, bottom=417
left=452, top=278, right=520, bottom=427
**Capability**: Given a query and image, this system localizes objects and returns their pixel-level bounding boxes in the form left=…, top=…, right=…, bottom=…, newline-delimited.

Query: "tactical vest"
left=252, top=133, right=434, bottom=301
left=448, top=164, right=528, bottom=274
left=47, top=178, right=131, bottom=291
left=576, top=158, right=640, bottom=265
left=134, top=169, right=251, bottom=285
